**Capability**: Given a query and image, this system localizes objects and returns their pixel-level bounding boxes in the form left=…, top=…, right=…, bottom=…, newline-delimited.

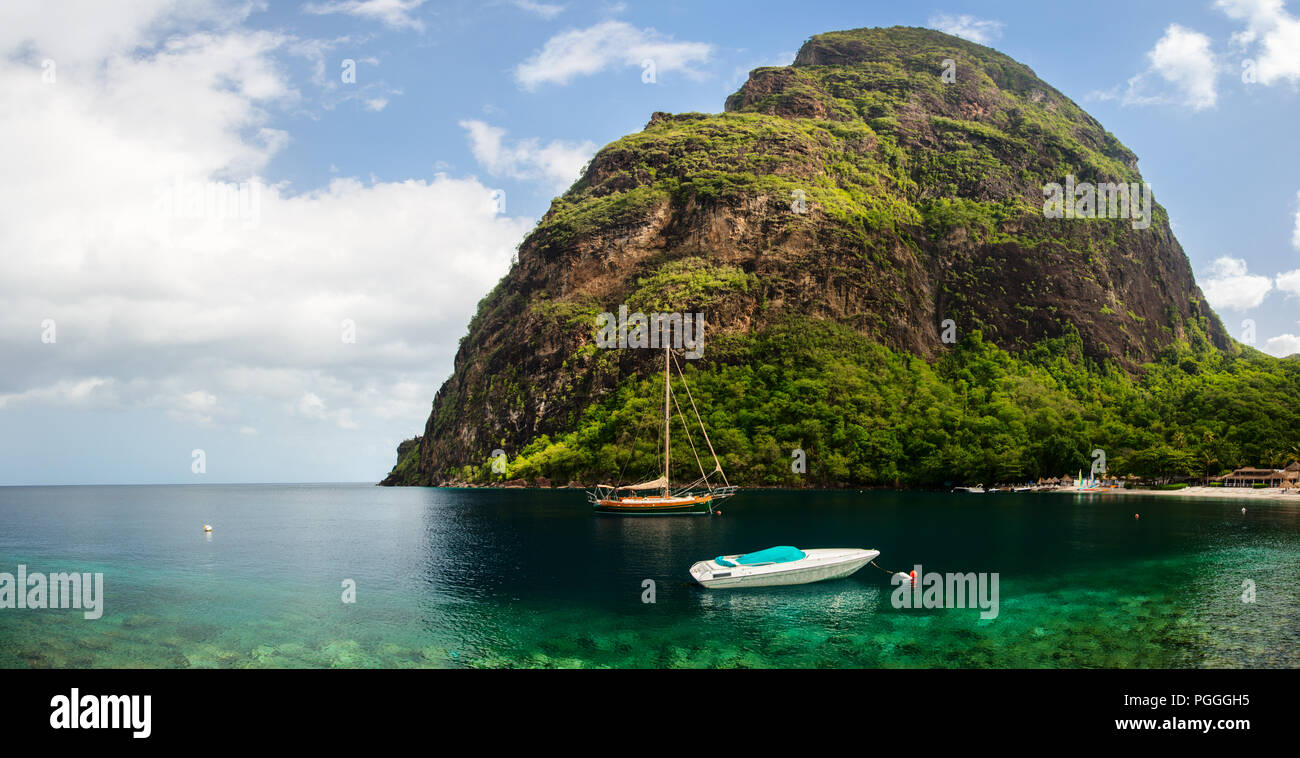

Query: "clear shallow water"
left=0, top=485, right=1295, bottom=668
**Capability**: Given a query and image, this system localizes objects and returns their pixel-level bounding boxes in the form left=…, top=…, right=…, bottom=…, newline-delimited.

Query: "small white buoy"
left=1241, top=508, right=1246, bottom=514
left=203, top=524, right=212, bottom=532
left=893, top=572, right=912, bottom=583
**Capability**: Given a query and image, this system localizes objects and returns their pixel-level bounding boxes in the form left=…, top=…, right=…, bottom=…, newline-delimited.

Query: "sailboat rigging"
left=588, top=344, right=737, bottom=515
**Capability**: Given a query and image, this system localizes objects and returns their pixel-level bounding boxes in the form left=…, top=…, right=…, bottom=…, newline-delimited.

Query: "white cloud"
left=0, top=3, right=535, bottom=447
left=1293, top=189, right=1300, bottom=249
left=513, top=1, right=565, bottom=19
left=1263, top=333, right=1300, bottom=356
left=302, top=0, right=426, bottom=31
left=364, top=97, right=388, bottom=111
left=1216, top=0, right=1300, bottom=85
left=1201, top=256, right=1274, bottom=309
left=460, top=119, right=595, bottom=191
left=1121, top=24, right=1219, bottom=110
left=1276, top=268, right=1300, bottom=295
left=926, top=13, right=1004, bottom=45
left=292, top=392, right=359, bottom=430
left=166, top=389, right=220, bottom=425
left=514, top=20, right=712, bottom=89
left=0, top=378, right=113, bottom=411
left=0, top=0, right=243, bottom=68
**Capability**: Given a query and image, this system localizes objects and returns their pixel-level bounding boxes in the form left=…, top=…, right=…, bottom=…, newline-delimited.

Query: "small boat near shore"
left=952, top=485, right=985, bottom=493
left=689, top=546, right=879, bottom=589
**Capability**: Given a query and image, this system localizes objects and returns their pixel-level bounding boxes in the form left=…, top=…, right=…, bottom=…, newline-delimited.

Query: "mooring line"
left=869, top=560, right=909, bottom=576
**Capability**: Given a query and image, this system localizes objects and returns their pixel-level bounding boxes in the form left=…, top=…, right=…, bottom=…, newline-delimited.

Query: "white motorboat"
left=952, top=485, right=985, bottom=493
left=689, top=546, right=879, bottom=589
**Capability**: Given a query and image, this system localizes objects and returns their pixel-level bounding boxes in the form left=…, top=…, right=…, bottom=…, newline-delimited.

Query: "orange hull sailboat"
left=588, top=344, right=736, bottom=515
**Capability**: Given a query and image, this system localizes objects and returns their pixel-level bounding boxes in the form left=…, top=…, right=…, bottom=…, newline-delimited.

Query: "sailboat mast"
left=664, top=343, right=670, bottom=493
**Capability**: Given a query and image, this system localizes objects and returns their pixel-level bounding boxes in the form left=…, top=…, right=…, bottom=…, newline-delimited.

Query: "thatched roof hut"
left=1222, top=467, right=1285, bottom=487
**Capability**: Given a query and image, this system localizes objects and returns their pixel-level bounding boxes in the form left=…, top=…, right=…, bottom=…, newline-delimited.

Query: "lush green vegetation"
left=627, top=257, right=755, bottom=312
left=447, top=318, right=1300, bottom=487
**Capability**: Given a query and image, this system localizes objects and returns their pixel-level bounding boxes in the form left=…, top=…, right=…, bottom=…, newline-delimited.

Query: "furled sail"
left=623, top=476, right=669, bottom=490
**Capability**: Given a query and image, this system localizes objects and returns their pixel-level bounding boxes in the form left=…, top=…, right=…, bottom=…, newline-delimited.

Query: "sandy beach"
left=1049, top=485, right=1300, bottom=501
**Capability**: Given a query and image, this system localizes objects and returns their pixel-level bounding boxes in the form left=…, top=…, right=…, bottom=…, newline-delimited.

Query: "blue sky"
left=1, top=0, right=1298, bottom=485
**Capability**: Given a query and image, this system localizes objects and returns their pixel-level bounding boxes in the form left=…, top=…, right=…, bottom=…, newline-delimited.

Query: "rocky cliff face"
left=383, top=26, right=1227, bottom=486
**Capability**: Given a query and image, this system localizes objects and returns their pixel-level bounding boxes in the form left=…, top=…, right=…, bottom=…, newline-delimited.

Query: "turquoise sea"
left=0, top=485, right=1296, bottom=668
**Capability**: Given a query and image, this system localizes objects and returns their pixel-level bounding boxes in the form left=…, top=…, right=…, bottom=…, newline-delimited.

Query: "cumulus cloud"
left=1201, top=257, right=1274, bottom=309
left=926, top=13, right=1004, bottom=45
left=1264, top=333, right=1300, bottom=356
left=302, top=0, right=426, bottom=31
left=1216, top=0, right=1300, bottom=85
left=460, top=119, right=595, bottom=191
left=514, top=20, right=711, bottom=89
left=1276, top=268, right=1300, bottom=296
left=1119, top=24, right=1219, bottom=110
left=0, top=1, right=534, bottom=452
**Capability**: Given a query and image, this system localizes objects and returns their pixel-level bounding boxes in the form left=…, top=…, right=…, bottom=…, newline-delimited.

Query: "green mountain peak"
left=383, top=26, right=1294, bottom=489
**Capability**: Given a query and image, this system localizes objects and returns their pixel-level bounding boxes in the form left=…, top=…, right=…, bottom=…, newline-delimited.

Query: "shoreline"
left=1047, top=485, right=1300, bottom=500
left=393, top=482, right=1300, bottom=502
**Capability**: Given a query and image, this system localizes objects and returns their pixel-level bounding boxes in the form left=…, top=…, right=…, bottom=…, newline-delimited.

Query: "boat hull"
left=593, top=495, right=714, bottom=515
left=690, top=548, right=879, bottom=588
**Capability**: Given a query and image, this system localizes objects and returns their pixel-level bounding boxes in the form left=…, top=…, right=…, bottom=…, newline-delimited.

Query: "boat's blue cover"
left=714, top=557, right=737, bottom=567
left=735, top=546, right=806, bottom=565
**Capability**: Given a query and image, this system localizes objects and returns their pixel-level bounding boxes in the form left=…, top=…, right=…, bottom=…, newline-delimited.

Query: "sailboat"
left=588, top=344, right=737, bottom=515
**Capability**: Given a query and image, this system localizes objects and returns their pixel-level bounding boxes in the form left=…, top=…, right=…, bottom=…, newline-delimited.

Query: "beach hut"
left=1222, top=467, right=1285, bottom=488
left=1282, top=461, right=1300, bottom=491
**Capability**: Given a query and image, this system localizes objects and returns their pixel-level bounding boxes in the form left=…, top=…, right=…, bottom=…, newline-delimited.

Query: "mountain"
left=383, top=27, right=1298, bottom=488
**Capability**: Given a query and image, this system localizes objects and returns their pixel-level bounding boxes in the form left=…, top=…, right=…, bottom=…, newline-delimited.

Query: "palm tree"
left=1200, top=431, right=1216, bottom=482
